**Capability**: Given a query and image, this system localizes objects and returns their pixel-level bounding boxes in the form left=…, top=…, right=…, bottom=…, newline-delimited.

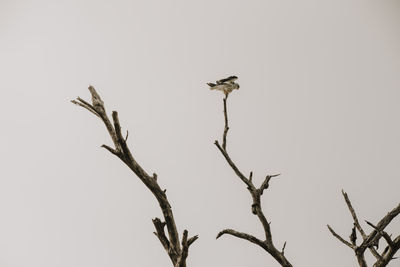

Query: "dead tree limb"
left=213, top=93, right=293, bottom=267
left=72, top=86, right=197, bottom=267
left=328, top=190, right=400, bottom=267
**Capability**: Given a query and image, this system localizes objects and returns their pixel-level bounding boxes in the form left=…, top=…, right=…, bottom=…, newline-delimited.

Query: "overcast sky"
left=1, top=1, right=399, bottom=266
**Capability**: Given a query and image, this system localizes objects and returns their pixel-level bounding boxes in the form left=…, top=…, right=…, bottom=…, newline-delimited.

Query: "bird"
left=207, top=75, right=239, bottom=95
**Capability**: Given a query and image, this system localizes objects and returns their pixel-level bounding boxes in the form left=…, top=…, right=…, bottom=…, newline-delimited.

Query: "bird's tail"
left=207, top=82, right=216, bottom=89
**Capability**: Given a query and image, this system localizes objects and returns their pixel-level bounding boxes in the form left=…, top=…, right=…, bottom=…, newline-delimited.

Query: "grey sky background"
left=1, top=0, right=399, bottom=266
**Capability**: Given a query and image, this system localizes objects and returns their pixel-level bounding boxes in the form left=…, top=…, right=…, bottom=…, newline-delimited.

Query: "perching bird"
left=207, top=75, right=239, bottom=95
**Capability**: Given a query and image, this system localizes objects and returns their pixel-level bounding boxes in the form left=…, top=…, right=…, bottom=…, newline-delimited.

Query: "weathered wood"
left=72, top=86, right=197, bottom=266
left=214, top=94, right=293, bottom=267
left=328, top=191, right=400, bottom=267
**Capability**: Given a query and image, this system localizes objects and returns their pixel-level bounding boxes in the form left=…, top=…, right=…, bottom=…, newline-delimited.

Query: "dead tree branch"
left=328, top=190, right=400, bottom=267
left=72, top=86, right=197, bottom=267
left=327, top=225, right=357, bottom=250
left=216, top=229, right=267, bottom=248
left=213, top=94, right=293, bottom=267
left=222, top=94, right=229, bottom=150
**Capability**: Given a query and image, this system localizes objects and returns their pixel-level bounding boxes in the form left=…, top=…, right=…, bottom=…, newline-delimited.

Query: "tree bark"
left=214, top=94, right=293, bottom=267
left=72, top=86, right=198, bottom=266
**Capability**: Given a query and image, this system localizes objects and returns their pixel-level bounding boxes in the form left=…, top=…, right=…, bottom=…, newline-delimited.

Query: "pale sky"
left=0, top=1, right=399, bottom=266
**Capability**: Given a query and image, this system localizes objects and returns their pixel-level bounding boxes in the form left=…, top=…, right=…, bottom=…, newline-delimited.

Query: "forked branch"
left=328, top=190, right=400, bottom=267
left=72, top=86, right=197, bottom=267
left=213, top=94, right=292, bottom=267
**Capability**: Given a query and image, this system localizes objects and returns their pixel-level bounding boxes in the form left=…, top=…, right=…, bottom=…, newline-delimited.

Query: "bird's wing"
left=217, top=76, right=238, bottom=84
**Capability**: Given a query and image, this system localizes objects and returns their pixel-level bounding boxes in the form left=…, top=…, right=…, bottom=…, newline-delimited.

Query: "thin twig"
left=125, top=130, right=129, bottom=142
left=222, top=94, right=229, bottom=151
left=71, top=99, right=100, bottom=118
left=101, top=144, right=120, bottom=156
left=214, top=140, right=250, bottom=187
left=327, top=225, right=357, bottom=250
left=216, top=229, right=266, bottom=248
left=342, top=190, right=367, bottom=239
left=259, top=174, right=280, bottom=195
left=281, top=241, right=287, bottom=255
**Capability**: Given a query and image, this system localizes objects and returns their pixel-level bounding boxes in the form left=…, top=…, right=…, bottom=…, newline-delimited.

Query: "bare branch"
left=101, top=144, right=120, bottom=157
left=213, top=86, right=292, bottom=267
left=282, top=241, right=287, bottom=255
left=366, top=220, right=395, bottom=249
left=214, top=140, right=251, bottom=188
left=187, top=235, right=199, bottom=247
left=73, top=86, right=120, bottom=149
left=329, top=191, right=400, bottom=267
left=152, top=218, right=172, bottom=257
left=342, top=190, right=367, bottom=239
left=175, top=231, right=189, bottom=267
left=222, top=94, right=229, bottom=151
left=73, top=87, right=197, bottom=267
left=216, top=229, right=266, bottom=248
left=259, top=174, right=280, bottom=195
left=88, top=85, right=104, bottom=111
left=327, top=223, right=368, bottom=267
left=374, top=235, right=400, bottom=267
left=175, top=230, right=198, bottom=267
left=125, top=130, right=129, bottom=142
left=71, top=99, right=100, bottom=118
left=362, top=203, right=400, bottom=252
left=341, top=190, right=381, bottom=259
left=327, top=225, right=357, bottom=250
